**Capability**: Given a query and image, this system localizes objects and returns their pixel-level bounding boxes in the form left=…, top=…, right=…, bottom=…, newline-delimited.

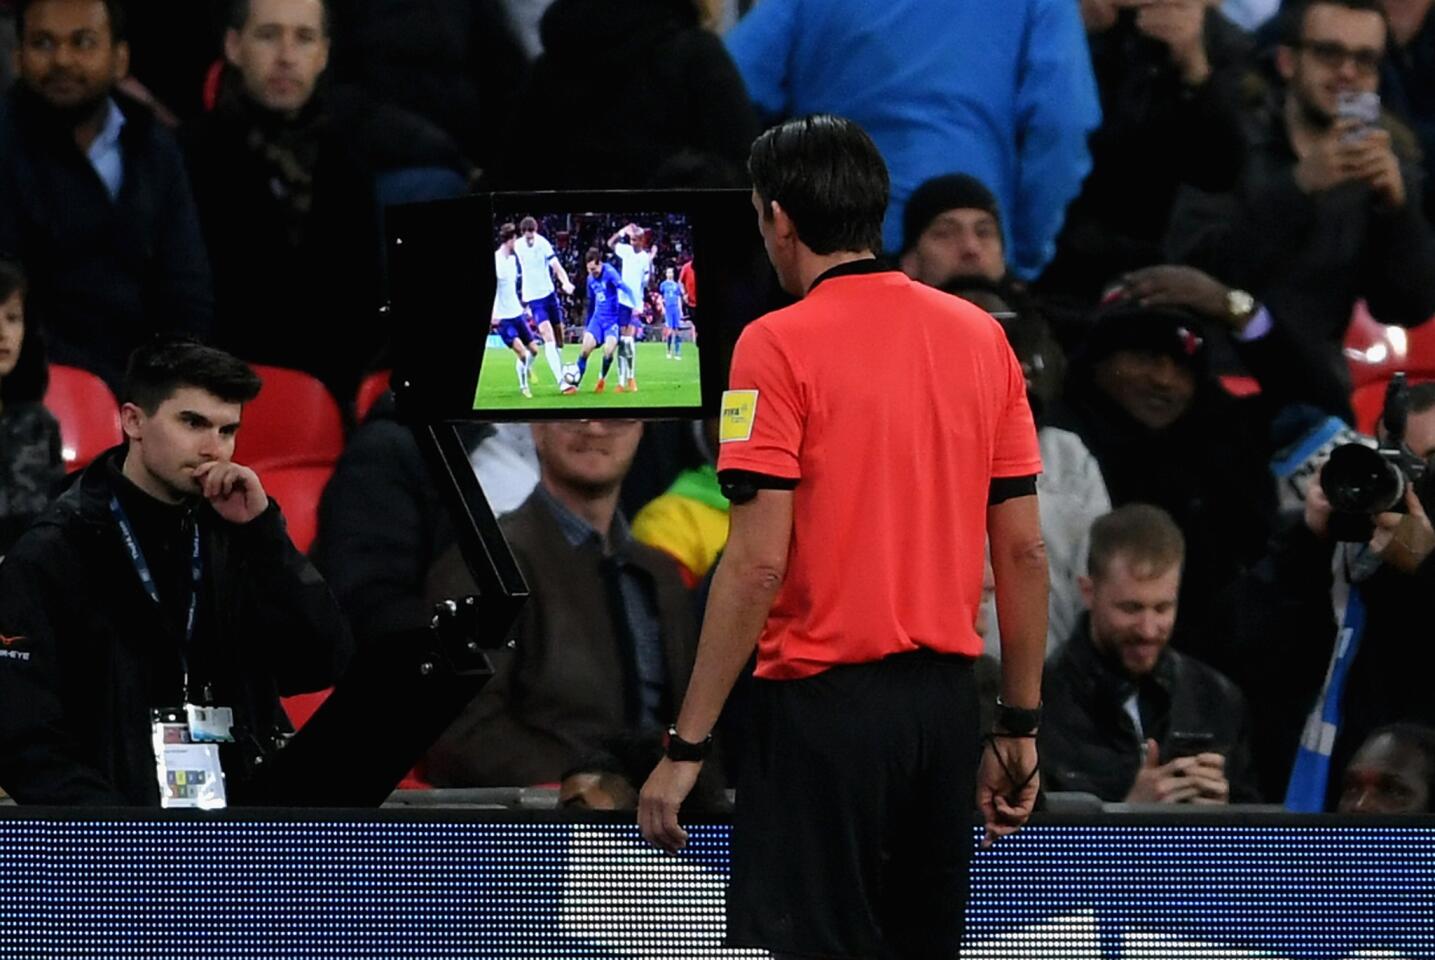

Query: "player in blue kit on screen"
left=493, top=223, right=537, bottom=398
left=567, top=248, right=634, bottom=394
left=515, top=216, right=577, bottom=389
left=659, top=267, right=685, bottom=359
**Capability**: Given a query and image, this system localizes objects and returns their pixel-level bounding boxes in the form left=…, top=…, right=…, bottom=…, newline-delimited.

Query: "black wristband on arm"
left=718, top=469, right=798, bottom=505
left=988, top=474, right=1037, bottom=505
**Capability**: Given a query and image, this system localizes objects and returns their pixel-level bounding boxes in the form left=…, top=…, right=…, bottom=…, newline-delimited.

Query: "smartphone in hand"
left=1163, top=731, right=1218, bottom=763
left=1337, top=90, right=1380, bottom=142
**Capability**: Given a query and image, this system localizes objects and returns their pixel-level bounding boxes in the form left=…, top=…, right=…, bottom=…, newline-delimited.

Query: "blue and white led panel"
left=0, top=813, right=1432, bottom=958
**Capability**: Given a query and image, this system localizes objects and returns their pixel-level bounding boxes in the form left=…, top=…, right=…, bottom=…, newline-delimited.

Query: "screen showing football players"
left=477, top=211, right=700, bottom=412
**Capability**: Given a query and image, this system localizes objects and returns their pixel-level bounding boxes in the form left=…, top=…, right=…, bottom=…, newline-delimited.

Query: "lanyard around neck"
left=110, top=494, right=203, bottom=700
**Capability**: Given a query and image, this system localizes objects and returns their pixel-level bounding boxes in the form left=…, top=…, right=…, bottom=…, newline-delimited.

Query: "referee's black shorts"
left=726, top=649, right=981, bottom=960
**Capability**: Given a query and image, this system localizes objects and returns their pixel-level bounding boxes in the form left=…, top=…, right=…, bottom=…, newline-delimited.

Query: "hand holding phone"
left=1336, top=90, right=1380, bottom=143
left=1164, top=730, right=1217, bottom=761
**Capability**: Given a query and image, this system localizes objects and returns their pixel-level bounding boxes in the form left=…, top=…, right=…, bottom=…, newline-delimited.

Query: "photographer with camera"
left=1215, top=377, right=1435, bottom=807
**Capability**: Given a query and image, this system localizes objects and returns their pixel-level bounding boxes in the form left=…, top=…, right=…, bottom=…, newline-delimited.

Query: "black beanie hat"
left=901, top=173, right=1003, bottom=254
left=1078, top=296, right=1209, bottom=373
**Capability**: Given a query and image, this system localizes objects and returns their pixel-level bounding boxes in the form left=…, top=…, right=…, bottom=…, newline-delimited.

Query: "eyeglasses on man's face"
left=1298, top=39, right=1384, bottom=75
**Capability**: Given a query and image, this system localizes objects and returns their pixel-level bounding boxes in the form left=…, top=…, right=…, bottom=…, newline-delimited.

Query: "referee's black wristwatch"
left=664, top=725, right=714, bottom=762
left=993, top=698, right=1042, bottom=736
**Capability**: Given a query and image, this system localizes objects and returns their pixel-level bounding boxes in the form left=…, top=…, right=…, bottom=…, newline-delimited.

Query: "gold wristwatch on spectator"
left=1226, top=288, right=1257, bottom=332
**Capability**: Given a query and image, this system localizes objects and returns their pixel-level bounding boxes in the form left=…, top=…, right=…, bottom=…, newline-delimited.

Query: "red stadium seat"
left=354, top=370, right=391, bottom=423
left=1218, top=375, right=1261, bottom=398
left=263, top=462, right=334, bottom=734
left=281, top=689, right=331, bottom=731
left=1345, top=301, right=1435, bottom=388
left=1352, top=380, right=1388, bottom=435
left=233, top=365, right=345, bottom=471
left=202, top=58, right=223, bottom=112
left=257, top=462, right=334, bottom=554
left=44, top=365, right=122, bottom=472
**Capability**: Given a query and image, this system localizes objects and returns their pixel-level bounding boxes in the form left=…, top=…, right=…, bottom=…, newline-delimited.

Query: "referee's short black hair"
left=122, top=338, right=262, bottom=414
left=748, top=114, right=889, bottom=256
left=17, top=0, right=127, bottom=41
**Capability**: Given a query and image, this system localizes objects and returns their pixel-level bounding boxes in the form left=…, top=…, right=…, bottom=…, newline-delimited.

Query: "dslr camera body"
left=1321, top=374, right=1429, bottom=541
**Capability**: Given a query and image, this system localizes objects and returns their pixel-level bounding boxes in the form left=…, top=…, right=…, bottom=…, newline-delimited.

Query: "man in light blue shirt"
left=725, top=0, right=1101, bottom=280
left=87, top=97, right=124, bottom=199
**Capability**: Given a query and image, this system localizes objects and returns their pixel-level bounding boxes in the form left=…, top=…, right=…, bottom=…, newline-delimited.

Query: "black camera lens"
left=1321, top=443, right=1406, bottom=515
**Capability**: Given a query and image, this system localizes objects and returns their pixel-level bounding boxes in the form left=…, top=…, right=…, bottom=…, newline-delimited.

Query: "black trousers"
left=727, top=650, right=980, bottom=960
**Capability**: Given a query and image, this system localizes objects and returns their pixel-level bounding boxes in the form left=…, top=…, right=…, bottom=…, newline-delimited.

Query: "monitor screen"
left=386, top=190, right=765, bottom=423
left=481, top=210, right=699, bottom=412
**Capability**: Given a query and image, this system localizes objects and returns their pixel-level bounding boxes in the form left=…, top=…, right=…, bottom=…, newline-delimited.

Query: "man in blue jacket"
left=724, top=0, right=1101, bottom=280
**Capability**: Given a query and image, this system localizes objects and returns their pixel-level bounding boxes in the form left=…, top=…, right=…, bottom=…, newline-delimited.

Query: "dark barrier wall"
left=1, top=810, right=1432, bottom=958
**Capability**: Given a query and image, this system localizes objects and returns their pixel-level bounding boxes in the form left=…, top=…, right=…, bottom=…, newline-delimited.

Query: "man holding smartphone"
left=1167, top=0, right=1435, bottom=412
left=1039, top=504, right=1261, bottom=804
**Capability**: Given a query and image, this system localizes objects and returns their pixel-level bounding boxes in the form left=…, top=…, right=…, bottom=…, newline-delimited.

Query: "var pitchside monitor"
left=385, top=190, right=764, bottom=422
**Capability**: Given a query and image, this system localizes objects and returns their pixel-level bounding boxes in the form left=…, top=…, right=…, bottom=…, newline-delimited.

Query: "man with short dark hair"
left=638, top=115, right=1049, bottom=960
left=1167, top=0, right=1435, bottom=401
left=1395, top=380, right=1435, bottom=456
left=0, top=0, right=212, bottom=390
left=0, top=338, right=352, bottom=806
left=1040, top=504, right=1258, bottom=804
left=184, top=0, right=383, bottom=403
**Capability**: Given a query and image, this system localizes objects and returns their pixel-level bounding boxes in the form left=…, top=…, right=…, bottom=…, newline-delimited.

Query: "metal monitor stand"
left=236, top=420, right=529, bottom=807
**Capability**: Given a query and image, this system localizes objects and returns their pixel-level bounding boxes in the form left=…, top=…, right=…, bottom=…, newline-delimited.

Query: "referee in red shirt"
left=639, top=115, right=1049, bottom=959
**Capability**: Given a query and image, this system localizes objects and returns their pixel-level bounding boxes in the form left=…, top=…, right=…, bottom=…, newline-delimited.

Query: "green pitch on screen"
left=473, top=343, right=702, bottom=411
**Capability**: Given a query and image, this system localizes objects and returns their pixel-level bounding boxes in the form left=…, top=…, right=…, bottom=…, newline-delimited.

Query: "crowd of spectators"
left=2, top=0, right=1435, bottom=817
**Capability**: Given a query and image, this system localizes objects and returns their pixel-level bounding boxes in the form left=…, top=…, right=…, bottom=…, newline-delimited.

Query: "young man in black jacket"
left=0, top=339, right=352, bottom=806
left=0, top=0, right=212, bottom=391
